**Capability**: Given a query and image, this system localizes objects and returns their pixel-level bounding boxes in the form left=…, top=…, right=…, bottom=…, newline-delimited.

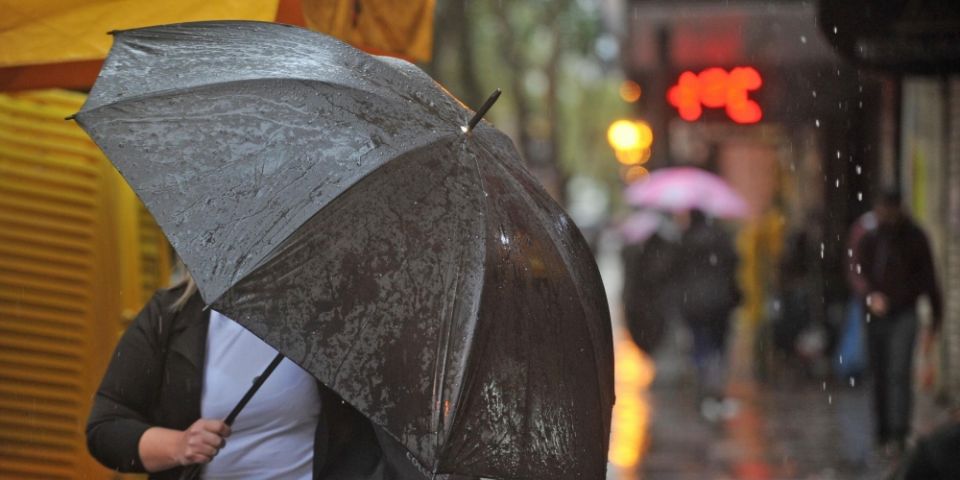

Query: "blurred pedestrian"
left=621, top=212, right=681, bottom=353
left=87, top=273, right=468, bottom=480
left=773, top=219, right=817, bottom=374
left=852, top=188, right=942, bottom=454
left=675, top=209, right=742, bottom=417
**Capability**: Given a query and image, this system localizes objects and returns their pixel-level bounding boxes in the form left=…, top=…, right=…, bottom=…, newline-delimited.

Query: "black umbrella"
left=73, top=21, right=613, bottom=479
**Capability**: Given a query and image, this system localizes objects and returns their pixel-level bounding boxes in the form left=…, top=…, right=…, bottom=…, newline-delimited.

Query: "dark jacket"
left=621, top=233, right=678, bottom=351
left=856, top=217, right=942, bottom=329
left=676, top=216, right=741, bottom=321
left=87, top=285, right=450, bottom=480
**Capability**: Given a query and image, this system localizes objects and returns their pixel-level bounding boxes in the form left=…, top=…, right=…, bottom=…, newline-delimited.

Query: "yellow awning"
left=0, top=1, right=282, bottom=67
left=0, top=0, right=434, bottom=91
left=303, top=0, right=434, bottom=62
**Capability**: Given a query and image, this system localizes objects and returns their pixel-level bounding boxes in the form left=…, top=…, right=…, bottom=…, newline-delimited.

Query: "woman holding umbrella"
left=79, top=21, right=613, bottom=480
left=87, top=273, right=448, bottom=480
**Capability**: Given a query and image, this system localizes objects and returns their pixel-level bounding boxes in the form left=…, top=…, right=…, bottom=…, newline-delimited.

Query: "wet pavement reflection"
left=607, top=327, right=897, bottom=480
left=597, top=232, right=944, bottom=480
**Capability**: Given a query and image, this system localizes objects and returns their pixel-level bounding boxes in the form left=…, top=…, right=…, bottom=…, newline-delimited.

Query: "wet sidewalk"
left=597, top=230, right=948, bottom=480
left=612, top=357, right=948, bottom=479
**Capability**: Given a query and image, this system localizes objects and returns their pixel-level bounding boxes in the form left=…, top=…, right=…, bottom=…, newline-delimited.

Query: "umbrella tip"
left=64, top=114, right=76, bottom=121
left=465, top=88, right=502, bottom=133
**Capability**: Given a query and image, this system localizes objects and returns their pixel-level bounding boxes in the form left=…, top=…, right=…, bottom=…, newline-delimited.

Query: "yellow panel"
left=0, top=144, right=101, bottom=175
left=0, top=257, right=92, bottom=285
left=0, top=349, right=84, bottom=377
left=0, top=459, right=76, bottom=480
left=0, top=89, right=172, bottom=479
left=0, top=0, right=281, bottom=67
left=0, top=271, right=91, bottom=299
left=0, top=161, right=100, bottom=193
left=0, top=209, right=94, bottom=237
left=0, top=195, right=97, bottom=225
left=0, top=129, right=103, bottom=161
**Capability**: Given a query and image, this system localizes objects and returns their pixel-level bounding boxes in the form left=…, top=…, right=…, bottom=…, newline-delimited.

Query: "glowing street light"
left=607, top=119, right=653, bottom=152
left=608, top=119, right=653, bottom=175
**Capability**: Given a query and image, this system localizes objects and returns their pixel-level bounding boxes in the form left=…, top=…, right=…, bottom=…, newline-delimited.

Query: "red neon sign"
left=667, top=66, right=763, bottom=124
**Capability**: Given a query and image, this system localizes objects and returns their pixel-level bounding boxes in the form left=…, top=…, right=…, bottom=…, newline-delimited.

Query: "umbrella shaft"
left=179, top=352, right=285, bottom=480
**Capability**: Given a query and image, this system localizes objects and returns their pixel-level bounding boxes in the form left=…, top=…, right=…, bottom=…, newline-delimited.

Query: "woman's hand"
left=177, top=419, right=231, bottom=465
left=139, top=419, right=231, bottom=472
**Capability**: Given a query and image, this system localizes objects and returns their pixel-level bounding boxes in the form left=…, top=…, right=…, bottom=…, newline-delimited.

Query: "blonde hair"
left=169, top=259, right=198, bottom=312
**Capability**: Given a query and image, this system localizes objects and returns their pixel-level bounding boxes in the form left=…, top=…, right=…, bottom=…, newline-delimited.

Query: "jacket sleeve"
left=915, top=230, right=943, bottom=331
left=86, top=292, right=167, bottom=472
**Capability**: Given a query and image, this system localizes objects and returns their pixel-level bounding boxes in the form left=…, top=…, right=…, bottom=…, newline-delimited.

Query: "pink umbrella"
left=620, top=210, right=662, bottom=243
left=624, top=167, right=750, bottom=219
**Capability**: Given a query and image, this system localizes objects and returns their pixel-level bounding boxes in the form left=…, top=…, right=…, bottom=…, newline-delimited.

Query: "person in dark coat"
left=621, top=218, right=680, bottom=353
left=853, top=188, right=942, bottom=452
left=675, top=209, right=742, bottom=406
left=87, top=280, right=473, bottom=480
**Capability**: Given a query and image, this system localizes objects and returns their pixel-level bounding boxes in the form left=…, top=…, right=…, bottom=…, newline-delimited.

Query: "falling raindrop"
left=815, top=119, right=821, bottom=128
left=800, top=35, right=808, bottom=44
left=835, top=178, right=840, bottom=188
left=850, top=377, right=856, bottom=387
left=847, top=248, right=853, bottom=258
left=812, top=90, right=817, bottom=98
left=833, top=26, right=838, bottom=34
left=836, top=150, right=841, bottom=159
left=820, top=242, right=825, bottom=259
left=856, top=165, right=862, bottom=175
left=858, top=192, right=863, bottom=201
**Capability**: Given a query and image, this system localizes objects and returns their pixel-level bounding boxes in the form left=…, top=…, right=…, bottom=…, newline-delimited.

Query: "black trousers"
left=867, top=309, right=918, bottom=444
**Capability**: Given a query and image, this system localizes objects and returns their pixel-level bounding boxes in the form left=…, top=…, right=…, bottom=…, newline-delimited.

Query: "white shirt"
left=201, top=311, right=321, bottom=479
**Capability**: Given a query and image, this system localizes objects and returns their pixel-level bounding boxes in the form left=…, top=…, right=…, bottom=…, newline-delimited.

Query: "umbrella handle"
left=178, top=352, right=285, bottom=480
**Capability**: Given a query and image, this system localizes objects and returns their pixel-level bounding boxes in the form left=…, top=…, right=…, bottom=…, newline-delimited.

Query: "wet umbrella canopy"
left=73, top=21, right=613, bottom=479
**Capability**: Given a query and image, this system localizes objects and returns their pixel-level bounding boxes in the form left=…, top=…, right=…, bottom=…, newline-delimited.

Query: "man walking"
left=853, top=188, right=942, bottom=453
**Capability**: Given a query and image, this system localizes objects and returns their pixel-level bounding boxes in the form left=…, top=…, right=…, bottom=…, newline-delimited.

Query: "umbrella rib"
left=77, top=77, right=409, bottom=123
left=430, top=249, right=460, bottom=447
left=474, top=135, right=612, bottom=450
